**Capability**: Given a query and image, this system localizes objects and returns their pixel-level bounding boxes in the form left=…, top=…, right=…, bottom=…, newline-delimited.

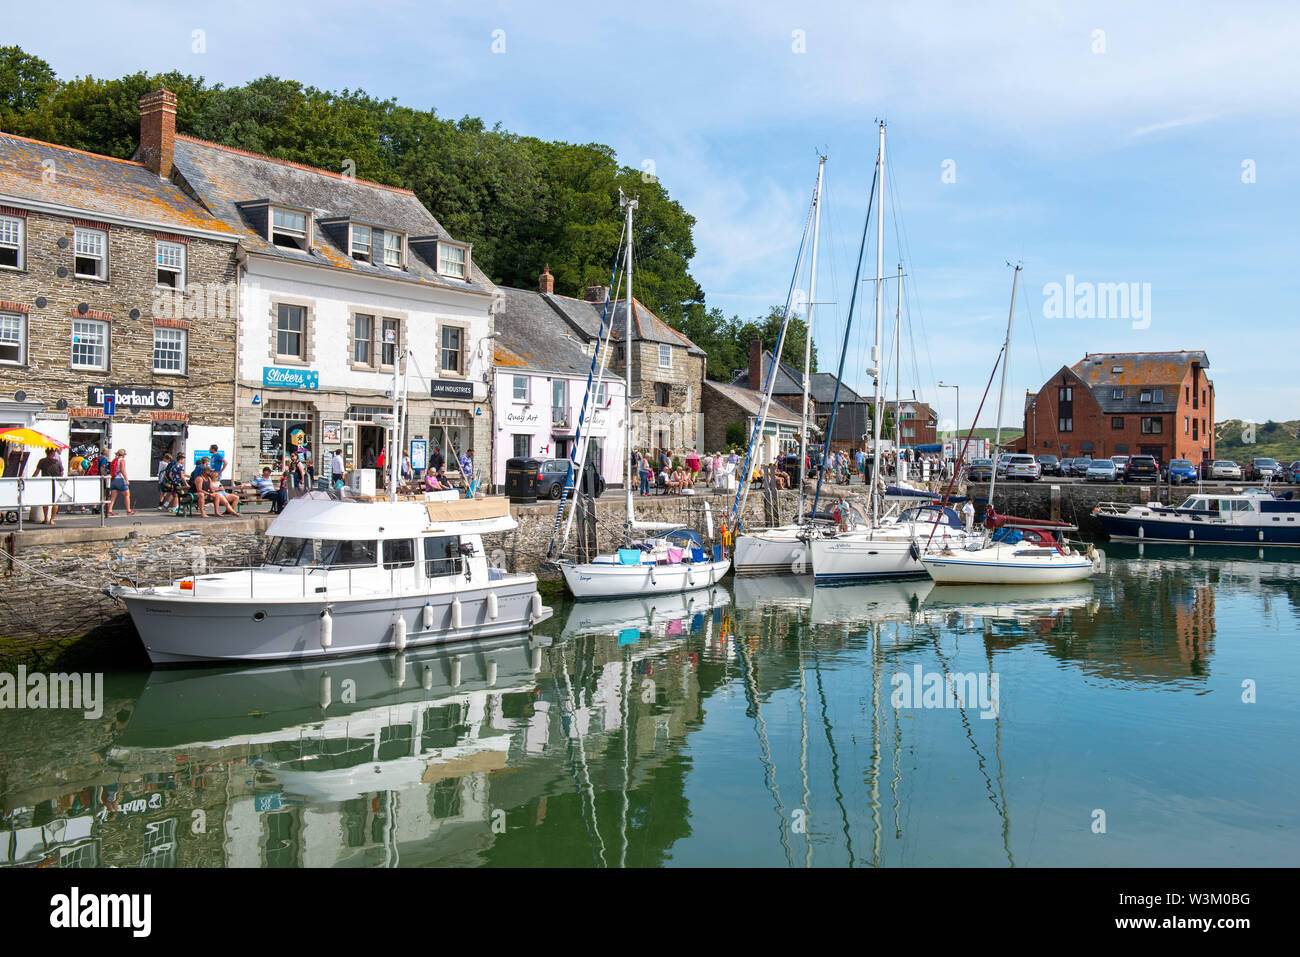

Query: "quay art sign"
left=263, top=366, right=320, bottom=390
left=88, top=386, right=174, bottom=410
left=430, top=378, right=474, bottom=400
left=505, top=406, right=541, bottom=426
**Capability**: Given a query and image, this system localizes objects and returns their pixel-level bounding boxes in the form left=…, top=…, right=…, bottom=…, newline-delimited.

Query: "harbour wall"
left=0, top=482, right=1174, bottom=658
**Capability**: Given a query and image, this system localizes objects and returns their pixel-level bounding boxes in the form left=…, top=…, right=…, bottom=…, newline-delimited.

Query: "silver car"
left=1086, top=460, right=1118, bottom=482
left=1209, top=460, right=1243, bottom=480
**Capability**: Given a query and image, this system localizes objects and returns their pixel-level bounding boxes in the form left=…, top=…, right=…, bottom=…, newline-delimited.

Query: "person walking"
left=330, top=449, right=346, bottom=490
left=106, top=449, right=136, bottom=515
left=962, top=499, right=976, bottom=533
left=35, top=446, right=64, bottom=525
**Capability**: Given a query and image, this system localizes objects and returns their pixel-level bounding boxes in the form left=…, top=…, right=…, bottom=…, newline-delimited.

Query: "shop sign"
left=322, top=421, right=343, bottom=444
left=87, top=386, right=174, bottom=410
left=263, top=367, right=320, bottom=390
left=430, top=379, right=474, bottom=400
left=505, top=406, right=541, bottom=426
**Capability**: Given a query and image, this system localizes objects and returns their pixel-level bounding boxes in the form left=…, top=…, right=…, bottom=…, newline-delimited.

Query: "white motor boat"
left=116, top=491, right=553, bottom=665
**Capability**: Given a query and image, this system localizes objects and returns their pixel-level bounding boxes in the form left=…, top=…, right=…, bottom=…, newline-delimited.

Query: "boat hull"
left=733, top=529, right=809, bottom=575
left=810, top=535, right=932, bottom=583
left=120, top=577, right=551, bottom=665
left=559, top=558, right=731, bottom=600
left=920, top=552, right=1096, bottom=585
left=1097, top=513, right=1300, bottom=547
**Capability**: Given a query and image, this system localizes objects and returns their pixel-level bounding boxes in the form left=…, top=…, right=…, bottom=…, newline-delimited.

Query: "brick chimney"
left=584, top=284, right=608, bottom=304
left=538, top=265, right=554, bottom=294
left=138, top=89, right=178, bottom=179
left=749, top=335, right=763, bottom=389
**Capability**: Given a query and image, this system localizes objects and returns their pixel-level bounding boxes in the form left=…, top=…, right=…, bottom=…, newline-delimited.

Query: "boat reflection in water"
left=731, top=574, right=813, bottom=615
left=560, top=584, right=731, bottom=649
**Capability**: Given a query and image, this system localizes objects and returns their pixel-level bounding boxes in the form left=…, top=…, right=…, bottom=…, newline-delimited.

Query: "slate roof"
left=0, top=132, right=236, bottom=236
left=703, top=380, right=802, bottom=424
left=170, top=136, right=494, bottom=293
left=732, top=351, right=867, bottom=404
left=1071, top=351, right=1209, bottom=414
left=544, top=293, right=705, bottom=356
left=493, top=285, right=623, bottom=380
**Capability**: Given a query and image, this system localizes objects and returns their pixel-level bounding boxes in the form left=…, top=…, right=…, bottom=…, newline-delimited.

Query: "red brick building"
left=1019, top=351, right=1214, bottom=464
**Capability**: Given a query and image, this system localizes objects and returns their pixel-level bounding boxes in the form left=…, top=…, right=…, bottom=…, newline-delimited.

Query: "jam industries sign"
left=263, top=366, right=320, bottom=390
left=430, top=378, right=474, bottom=400
left=88, top=386, right=174, bottom=410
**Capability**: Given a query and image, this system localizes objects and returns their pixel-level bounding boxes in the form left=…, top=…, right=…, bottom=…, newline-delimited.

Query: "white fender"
left=422, top=602, right=434, bottom=630
left=319, top=673, right=332, bottom=709
left=531, top=592, right=543, bottom=621
left=393, top=615, right=407, bottom=651
left=450, top=597, right=463, bottom=630
left=486, top=657, right=498, bottom=686
left=530, top=646, right=543, bottom=672
left=703, top=501, right=714, bottom=538
left=319, top=609, right=333, bottom=649
left=450, top=655, right=463, bottom=688
left=486, top=591, right=499, bottom=620
left=422, top=664, right=434, bottom=690
left=394, top=652, right=407, bottom=686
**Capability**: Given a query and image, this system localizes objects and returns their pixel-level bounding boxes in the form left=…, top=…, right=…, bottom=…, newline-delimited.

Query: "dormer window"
left=271, top=207, right=309, bottom=250
left=438, top=242, right=467, bottom=279
left=383, top=231, right=404, bottom=268
left=350, top=224, right=372, bottom=262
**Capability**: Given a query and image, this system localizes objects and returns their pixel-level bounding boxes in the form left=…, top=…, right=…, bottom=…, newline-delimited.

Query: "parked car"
left=967, top=458, right=995, bottom=482
left=1163, top=458, right=1198, bottom=484
left=997, top=453, right=1014, bottom=476
left=1068, top=456, right=1093, bottom=477
left=1127, top=455, right=1159, bottom=482
left=1208, top=459, right=1243, bottom=481
left=536, top=459, right=606, bottom=499
left=1036, top=454, right=1064, bottom=477
left=1006, top=454, right=1042, bottom=481
left=1286, top=461, right=1300, bottom=484
left=1110, top=455, right=1130, bottom=479
left=1247, top=457, right=1281, bottom=481
left=1086, top=459, right=1119, bottom=482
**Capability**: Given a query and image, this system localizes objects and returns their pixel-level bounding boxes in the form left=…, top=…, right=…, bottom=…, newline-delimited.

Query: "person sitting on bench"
left=251, top=467, right=288, bottom=513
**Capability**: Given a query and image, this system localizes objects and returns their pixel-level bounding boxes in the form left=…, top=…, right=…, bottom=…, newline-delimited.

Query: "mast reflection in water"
left=3, top=550, right=1297, bottom=867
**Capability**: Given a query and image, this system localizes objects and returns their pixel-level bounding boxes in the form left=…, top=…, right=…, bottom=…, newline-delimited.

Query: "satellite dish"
left=14, top=390, right=26, bottom=402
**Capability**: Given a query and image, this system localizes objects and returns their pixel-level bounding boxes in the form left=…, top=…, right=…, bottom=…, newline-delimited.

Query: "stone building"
left=129, top=90, right=499, bottom=483
left=1018, top=351, right=1215, bottom=463
left=0, top=97, right=240, bottom=486
left=701, top=379, right=802, bottom=461
left=490, top=277, right=626, bottom=489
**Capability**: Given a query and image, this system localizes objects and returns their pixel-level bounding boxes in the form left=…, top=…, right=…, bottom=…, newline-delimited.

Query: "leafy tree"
left=0, top=46, right=57, bottom=128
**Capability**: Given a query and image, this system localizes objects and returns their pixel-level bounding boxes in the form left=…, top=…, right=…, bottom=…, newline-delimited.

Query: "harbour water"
left=2, top=545, right=1296, bottom=867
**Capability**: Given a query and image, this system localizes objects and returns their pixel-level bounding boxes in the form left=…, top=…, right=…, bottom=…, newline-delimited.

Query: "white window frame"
left=276, top=303, right=306, bottom=360
left=155, top=240, right=186, bottom=289
left=438, top=242, right=467, bottom=279
left=270, top=207, right=310, bottom=249
left=0, top=215, right=24, bottom=271
left=350, top=224, right=372, bottom=262
left=381, top=317, right=400, bottom=367
left=0, top=310, right=26, bottom=365
left=71, top=318, right=109, bottom=370
left=440, top=324, right=464, bottom=375
left=1139, top=390, right=1152, bottom=403
left=74, top=227, right=107, bottom=280
left=512, top=376, right=528, bottom=402
left=152, top=325, right=187, bottom=374
left=595, top=381, right=609, bottom=407
left=383, top=231, right=404, bottom=268
left=658, top=343, right=672, bottom=369
left=353, top=313, right=375, bottom=366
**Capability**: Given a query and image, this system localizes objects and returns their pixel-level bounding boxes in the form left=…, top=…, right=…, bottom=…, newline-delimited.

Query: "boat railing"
left=125, top=562, right=424, bottom=600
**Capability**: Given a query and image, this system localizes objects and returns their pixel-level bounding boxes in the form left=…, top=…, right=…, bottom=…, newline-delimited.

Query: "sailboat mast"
left=798, top=156, right=825, bottom=524
left=985, top=263, right=1021, bottom=525
left=622, top=193, right=637, bottom=542
left=389, top=351, right=401, bottom=502
left=870, top=120, right=886, bottom=527
left=894, top=263, right=901, bottom=449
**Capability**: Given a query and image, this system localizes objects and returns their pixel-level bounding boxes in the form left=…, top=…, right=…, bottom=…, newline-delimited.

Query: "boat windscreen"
left=265, top=537, right=378, bottom=567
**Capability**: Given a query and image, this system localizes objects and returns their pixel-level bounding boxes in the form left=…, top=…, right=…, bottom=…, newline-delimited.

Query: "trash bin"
left=781, top=453, right=804, bottom=487
left=505, top=457, right=540, bottom=504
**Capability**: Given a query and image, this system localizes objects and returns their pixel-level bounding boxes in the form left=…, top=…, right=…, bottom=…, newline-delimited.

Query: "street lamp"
left=938, top=381, right=959, bottom=458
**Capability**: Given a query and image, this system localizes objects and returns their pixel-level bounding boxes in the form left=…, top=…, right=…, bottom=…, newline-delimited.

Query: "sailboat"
left=808, top=121, right=978, bottom=584
left=919, top=266, right=1102, bottom=585
left=733, top=156, right=833, bottom=575
left=555, top=192, right=731, bottom=599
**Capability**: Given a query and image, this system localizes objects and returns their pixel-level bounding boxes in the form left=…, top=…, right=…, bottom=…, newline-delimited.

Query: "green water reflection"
left=3, top=545, right=1297, bottom=867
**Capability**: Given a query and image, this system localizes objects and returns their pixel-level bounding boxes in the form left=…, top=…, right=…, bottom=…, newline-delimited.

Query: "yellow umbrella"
left=0, top=427, right=69, bottom=451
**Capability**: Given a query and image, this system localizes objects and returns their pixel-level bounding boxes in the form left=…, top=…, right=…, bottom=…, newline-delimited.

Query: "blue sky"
left=13, top=0, right=1299, bottom=427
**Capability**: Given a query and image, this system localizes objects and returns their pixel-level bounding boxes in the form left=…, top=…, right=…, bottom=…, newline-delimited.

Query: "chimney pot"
left=539, top=265, right=554, bottom=295
left=138, top=89, right=178, bottom=180
left=584, top=284, right=608, bottom=304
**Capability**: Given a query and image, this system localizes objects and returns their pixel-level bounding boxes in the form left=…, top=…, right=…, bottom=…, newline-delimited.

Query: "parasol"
left=0, top=427, right=70, bottom=451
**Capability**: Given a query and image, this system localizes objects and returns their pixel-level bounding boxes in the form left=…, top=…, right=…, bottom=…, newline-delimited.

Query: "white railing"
left=124, top=562, right=450, bottom=601
left=0, top=476, right=108, bottom=529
